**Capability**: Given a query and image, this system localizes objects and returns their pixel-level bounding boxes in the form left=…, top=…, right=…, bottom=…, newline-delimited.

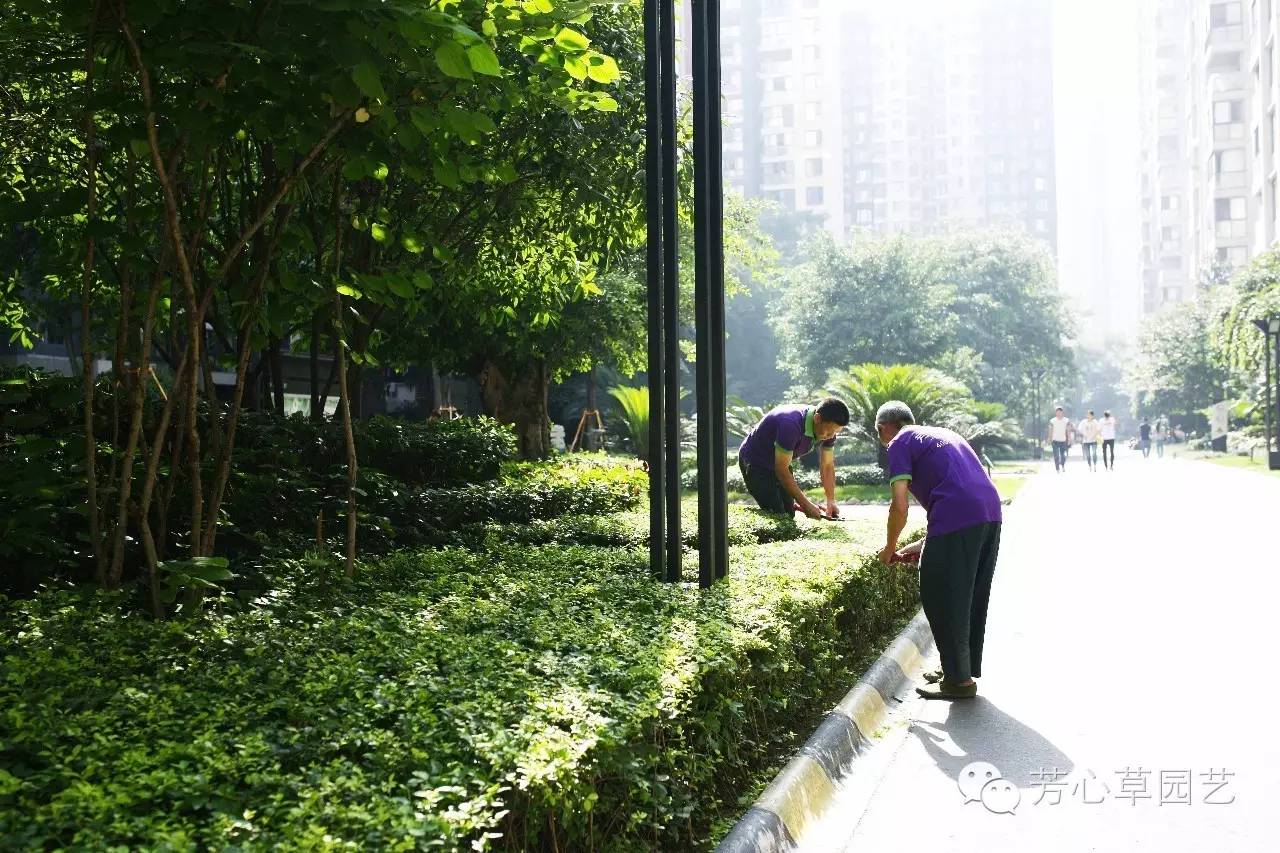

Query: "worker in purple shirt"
left=736, top=398, right=850, bottom=519
left=875, top=400, right=1003, bottom=701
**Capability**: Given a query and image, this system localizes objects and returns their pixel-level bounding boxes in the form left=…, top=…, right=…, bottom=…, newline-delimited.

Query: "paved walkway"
left=804, top=451, right=1280, bottom=853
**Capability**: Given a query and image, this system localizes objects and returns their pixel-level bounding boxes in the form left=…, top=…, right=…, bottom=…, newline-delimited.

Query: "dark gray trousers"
left=919, top=521, right=1001, bottom=682
left=738, top=458, right=791, bottom=513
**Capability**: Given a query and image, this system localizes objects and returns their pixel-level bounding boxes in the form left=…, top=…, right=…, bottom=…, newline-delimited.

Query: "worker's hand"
left=826, top=500, right=840, bottom=520
left=878, top=544, right=897, bottom=565
left=802, top=501, right=825, bottom=520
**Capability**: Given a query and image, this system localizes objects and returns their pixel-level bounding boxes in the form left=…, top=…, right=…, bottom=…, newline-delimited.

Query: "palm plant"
left=826, top=363, right=973, bottom=445
left=957, top=401, right=1022, bottom=455
left=608, top=385, right=650, bottom=460
left=725, top=396, right=767, bottom=442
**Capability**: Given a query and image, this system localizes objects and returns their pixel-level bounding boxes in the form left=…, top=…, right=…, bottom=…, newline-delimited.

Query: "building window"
left=802, top=44, right=821, bottom=61
left=803, top=74, right=821, bottom=91
left=1161, top=194, right=1181, bottom=211
left=1213, top=100, right=1244, bottom=124
left=855, top=208, right=873, bottom=224
left=1210, top=2, right=1243, bottom=27
left=1215, top=196, right=1246, bottom=220
left=806, top=187, right=824, bottom=205
left=855, top=168, right=870, bottom=183
left=805, top=129, right=822, bottom=146
left=804, top=102, right=822, bottom=121
left=805, top=157, right=823, bottom=177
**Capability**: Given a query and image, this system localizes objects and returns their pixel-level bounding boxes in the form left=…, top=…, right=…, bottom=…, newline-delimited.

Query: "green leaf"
left=593, top=95, right=619, bottom=113
left=586, top=54, right=620, bottom=84
left=402, top=235, right=425, bottom=254
left=467, top=43, right=502, bottom=76
left=370, top=223, right=389, bottom=243
left=564, top=55, right=588, bottom=82
left=433, top=160, right=460, bottom=189
left=337, top=283, right=363, bottom=299
left=436, top=41, right=474, bottom=79
left=482, top=18, right=498, bottom=38
left=554, top=28, right=591, bottom=52
left=351, top=62, right=387, bottom=102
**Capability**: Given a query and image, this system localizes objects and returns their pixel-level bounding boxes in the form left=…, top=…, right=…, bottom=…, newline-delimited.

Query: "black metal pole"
left=643, top=0, right=666, bottom=580
left=691, top=0, right=728, bottom=588
left=659, top=0, right=682, bottom=581
left=707, top=0, right=729, bottom=582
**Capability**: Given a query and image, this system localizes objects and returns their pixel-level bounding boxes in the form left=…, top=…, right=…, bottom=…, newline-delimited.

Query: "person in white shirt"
left=1154, top=416, right=1168, bottom=458
left=1077, top=410, right=1101, bottom=471
left=1046, top=406, right=1071, bottom=473
left=1099, top=410, right=1118, bottom=470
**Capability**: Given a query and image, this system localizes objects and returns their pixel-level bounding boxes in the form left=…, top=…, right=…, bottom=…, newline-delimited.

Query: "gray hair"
left=875, top=400, right=915, bottom=428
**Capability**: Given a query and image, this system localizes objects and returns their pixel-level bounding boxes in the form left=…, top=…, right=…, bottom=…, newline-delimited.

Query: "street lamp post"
left=1027, top=368, right=1047, bottom=460
left=1253, top=316, right=1280, bottom=470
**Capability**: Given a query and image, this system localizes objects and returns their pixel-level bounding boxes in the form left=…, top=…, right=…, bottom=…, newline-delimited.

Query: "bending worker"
left=737, top=398, right=850, bottom=519
left=875, top=401, right=1003, bottom=700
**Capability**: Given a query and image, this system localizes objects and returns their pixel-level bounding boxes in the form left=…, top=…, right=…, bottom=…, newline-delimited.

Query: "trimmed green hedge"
left=0, top=517, right=920, bottom=851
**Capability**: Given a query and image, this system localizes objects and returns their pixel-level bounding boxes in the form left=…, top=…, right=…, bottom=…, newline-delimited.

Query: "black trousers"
left=1102, top=439, right=1116, bottom=469
left=738, top=458, right=790, bottom=513
left=919, top=521, right=1001, bottom=682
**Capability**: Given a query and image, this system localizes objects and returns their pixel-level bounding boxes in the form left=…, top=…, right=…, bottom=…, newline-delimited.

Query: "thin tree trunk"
left=81, top=0, right=105, bottom=583
left=310, top=309, right=322, bottom=419
left=330, top=183, right=357, bottom=578
left=268, top=334, right=285, bottom=413
left=108, top=269, right=162, bottom=585
left=116, top=10, right=205, bottom=555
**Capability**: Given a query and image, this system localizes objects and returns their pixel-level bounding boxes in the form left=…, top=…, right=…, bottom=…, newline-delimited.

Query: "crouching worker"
left=736, top=398, right=850, bottom=519
left=875, top=401, right=1003, bottom=701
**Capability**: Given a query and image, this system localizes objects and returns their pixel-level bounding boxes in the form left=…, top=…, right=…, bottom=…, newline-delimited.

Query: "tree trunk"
left=310, top=309, right=323, bottom=419
left=333, top=297, right=357, bottom=579
left=480, top=358, right=551, bottom=459
left=268, top=333, right=285, bottom=413
left=81, top=1, right=104, bottom=583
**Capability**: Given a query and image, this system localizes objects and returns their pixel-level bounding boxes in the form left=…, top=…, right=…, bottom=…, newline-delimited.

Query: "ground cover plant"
left=0, top=481, right=922, bottom=851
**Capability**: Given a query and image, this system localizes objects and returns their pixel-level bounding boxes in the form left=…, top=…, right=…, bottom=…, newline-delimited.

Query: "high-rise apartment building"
left=721, top=0, right=848, bottom=236
left=1137, top=0, right=1280, bottom=316
left=1138, top=0, right=1194, bottom=313
left=719, top=0, right=1057, bottom=248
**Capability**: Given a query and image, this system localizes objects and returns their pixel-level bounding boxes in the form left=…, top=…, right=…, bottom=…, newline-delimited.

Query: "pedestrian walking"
left=1100, top=410, right=1118, bottom=470
left=875, top=401, right=1002, bottom=700
left=1047, top=406, right=1071, bottom=472
left=1154, top=416, right=1168, bottom=459
left=736, top=398, right=849, bottom=519
left=1139, top=417, right=1152, bottom=459
left=1077, top=409, right=1101, bottom=471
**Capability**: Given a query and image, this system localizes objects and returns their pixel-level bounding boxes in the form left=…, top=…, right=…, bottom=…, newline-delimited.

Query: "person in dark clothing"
left=1139, top=418, right=1152, bottom=458
left=876, top=401, right=1003, bottom=701
left=736, top=398, right=850, bottom=519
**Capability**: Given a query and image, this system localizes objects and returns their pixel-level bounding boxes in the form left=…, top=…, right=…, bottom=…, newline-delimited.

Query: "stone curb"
left=715, top=611, right=935, bottom=852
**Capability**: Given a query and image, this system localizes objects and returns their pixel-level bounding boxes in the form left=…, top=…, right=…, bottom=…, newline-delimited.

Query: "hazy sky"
left=1052, top=0, right=1143, bottom=344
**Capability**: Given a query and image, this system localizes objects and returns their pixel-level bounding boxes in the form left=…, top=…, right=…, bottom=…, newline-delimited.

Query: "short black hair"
left=874, top=400, right=915, bottom=428
left=816, top=397, right=850, bottom=427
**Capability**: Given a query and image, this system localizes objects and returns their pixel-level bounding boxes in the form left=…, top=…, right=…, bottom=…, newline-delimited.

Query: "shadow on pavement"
left=910, top=697, right=1074, bottom=788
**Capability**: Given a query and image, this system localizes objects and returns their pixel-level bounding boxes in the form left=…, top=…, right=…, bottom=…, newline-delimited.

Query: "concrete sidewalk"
left=802, top=455, right=1280, bottom=853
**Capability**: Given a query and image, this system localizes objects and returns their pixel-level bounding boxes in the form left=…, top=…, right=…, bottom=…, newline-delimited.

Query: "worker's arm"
left=820, top=444, right=837, bottom=518
left=878, top=478, right=911, bottom=563
left=775, top=447, right=823, bottom=518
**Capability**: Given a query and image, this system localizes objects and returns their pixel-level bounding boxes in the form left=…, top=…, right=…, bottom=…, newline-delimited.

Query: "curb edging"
left=715, top=611, right=935, bottom=852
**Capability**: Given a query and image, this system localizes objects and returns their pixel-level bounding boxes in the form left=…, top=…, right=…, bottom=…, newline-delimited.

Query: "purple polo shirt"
left=738, top=404, right=836, bottom=470
left=886, top=425, right=1002, bottom=537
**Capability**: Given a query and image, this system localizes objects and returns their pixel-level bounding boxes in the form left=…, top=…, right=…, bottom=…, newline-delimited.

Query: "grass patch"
left=1173, top=448, right=1280, bottom=479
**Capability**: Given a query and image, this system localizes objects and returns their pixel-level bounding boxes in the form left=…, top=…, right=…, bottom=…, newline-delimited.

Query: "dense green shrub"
left=0, top=517, right=919, bottom=851
left=232, top=412, right=517, bottom=486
